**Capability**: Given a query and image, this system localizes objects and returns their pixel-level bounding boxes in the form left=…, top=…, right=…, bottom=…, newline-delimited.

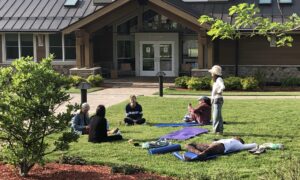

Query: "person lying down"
left=185, top=137, right=257, bottom=161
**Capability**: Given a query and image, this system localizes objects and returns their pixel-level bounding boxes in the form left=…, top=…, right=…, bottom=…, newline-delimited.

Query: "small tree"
left=199, top=3, right=300, bottom=47
left=0, top=56, right=79, bottom=176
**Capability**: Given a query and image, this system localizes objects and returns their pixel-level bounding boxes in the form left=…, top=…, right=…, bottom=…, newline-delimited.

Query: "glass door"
left=140, top=41, right=174, bottom=76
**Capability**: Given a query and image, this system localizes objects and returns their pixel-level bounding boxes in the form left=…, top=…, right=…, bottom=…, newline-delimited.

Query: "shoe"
left=115, top=130, right=121, bottom=135
left=111, top=128, right=119, bottom=134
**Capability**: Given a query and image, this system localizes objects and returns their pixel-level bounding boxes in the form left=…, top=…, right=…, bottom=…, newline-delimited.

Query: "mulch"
left=0, top=163, right=174, bottom=180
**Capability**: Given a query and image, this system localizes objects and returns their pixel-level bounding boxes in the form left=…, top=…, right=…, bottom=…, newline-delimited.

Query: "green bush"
left=87, top=74, right=103, bottom=87
left=224, top=76, right=242, bottom=90
left=187, top=77, right=211, bottom=90
left=281, top=77, right=300, bottom=87
left=69, top=75, right=86, bottom=87
left=175, top=76, right=191, bottom=88
left=241, top=77, right=259, bottom=90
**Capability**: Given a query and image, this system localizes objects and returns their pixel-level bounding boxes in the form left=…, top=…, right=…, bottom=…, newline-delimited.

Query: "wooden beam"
left=197, top=33, right=205, bottom=69
left=207, top=38, right=214, bottom=69
left=75, top=29, right=84, bottom=68
left=62, top=0, right=131, bottom=34
left=84, top=1, right=139, bottom=34
left=84, top=32, right=93, bottom=68
left=148, top=0, right=209, bottom=32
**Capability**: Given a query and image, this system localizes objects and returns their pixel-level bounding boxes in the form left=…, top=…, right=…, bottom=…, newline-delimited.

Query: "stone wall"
left=52, top=65, right=76, bottom=75
left=192, top=65, right=300, bottom=82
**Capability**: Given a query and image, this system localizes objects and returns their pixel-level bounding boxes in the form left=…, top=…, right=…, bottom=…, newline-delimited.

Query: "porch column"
left=207, top=37, right=214, bottom=68
left=75, top=30, right=94, bottom=68
left=75, top=30, right=84, bottom=68
left=36, top=34, right=46, bottom=62
left=83, top=32, right=93, bottom=68
left=197, top=33, right=205, bottom=69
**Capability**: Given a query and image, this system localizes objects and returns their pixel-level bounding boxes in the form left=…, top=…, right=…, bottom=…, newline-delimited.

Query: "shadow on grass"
left=223, top=132, right=298, bottom=139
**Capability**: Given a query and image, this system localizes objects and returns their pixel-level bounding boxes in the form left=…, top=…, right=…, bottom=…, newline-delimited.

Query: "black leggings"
left=124, top=117, right=146, bottom=125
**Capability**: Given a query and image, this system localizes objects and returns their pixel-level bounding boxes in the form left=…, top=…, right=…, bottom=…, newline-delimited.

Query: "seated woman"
left=124, top=95, right=146, bottom=125
left=88, top=105, right=122, bottom=143
left=183, top=96, right=211, bottom=125
left=71, top=103, right=90, bottom=135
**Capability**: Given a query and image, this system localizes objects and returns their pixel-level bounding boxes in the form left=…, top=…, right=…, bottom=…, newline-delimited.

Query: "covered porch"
left=64, top=0, right=213, bottom=77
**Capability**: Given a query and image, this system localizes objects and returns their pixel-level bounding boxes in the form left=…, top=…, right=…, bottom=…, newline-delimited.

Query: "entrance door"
left=140, top=41, right=175, bottom=76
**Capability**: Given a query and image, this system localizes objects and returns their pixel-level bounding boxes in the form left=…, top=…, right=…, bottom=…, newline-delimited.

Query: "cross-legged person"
left=71, top=103, right=90, bottom=135
left=124, top=95, right=146, bottom=125
left=89, top=105, right=122, bottom=143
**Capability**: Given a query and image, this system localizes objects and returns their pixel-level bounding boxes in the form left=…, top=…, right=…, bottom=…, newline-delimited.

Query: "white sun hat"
left=208, top=65, right=222, bottom=76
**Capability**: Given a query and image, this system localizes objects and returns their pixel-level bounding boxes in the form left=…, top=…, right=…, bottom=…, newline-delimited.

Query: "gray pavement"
left=57, top=87, right=300, bottom=113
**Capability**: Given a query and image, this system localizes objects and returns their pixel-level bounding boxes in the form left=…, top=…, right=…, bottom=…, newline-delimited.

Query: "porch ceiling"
left=62, top=0, right=208, bottom=34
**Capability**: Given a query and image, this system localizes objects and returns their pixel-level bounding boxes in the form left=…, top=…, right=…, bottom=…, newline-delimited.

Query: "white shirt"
left=213, top=138, right=257, bottom=153
left=211, top=77, right=225, bottom=100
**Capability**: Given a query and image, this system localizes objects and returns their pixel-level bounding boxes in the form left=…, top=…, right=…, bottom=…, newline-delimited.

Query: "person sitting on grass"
left=89, top=105, right=122, bottom=143
left=124, top=95, right=146, bottom=125
left=183, top=96, right=211, bottom=125
left=71, top=103, right=90, bottom=135
left=184, top=137, right=257, bottom=161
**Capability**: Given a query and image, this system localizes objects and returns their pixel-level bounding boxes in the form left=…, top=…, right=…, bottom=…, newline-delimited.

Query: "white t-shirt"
left=211, top=77, right=225, bottom=100
left=213, top=138, right=257, bottom=153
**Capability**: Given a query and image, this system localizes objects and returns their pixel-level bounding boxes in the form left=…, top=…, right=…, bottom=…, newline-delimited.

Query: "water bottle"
left=270, top=144, right=284, bottom=150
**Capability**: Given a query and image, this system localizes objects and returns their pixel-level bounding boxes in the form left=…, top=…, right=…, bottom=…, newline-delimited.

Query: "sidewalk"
left=57, top=87, right=300, bottom=113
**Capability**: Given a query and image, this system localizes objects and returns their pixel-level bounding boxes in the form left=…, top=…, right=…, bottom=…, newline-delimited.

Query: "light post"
left=156, top=71, right=166, bottom=97
left=78, top=82, right=91, bottom=104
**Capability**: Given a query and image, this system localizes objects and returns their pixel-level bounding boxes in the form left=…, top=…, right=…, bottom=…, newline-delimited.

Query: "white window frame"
left=2, top=33, right=35, bottom=63
left=46, top=33, right=76, bottom=65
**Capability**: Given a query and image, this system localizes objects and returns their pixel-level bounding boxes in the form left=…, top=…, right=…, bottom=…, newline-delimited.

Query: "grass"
left=161, top=87, right=300, bottom=96
left=66, top=87, right=103, bottom=93
left=47, top=97, right=300, bottom=179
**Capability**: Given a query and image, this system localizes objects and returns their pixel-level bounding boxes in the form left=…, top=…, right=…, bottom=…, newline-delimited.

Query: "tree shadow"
left=223, top=132, right=298, bottom=139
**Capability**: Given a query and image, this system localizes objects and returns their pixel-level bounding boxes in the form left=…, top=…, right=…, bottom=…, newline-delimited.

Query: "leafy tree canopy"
left=199, top=3, right=300, bottom=47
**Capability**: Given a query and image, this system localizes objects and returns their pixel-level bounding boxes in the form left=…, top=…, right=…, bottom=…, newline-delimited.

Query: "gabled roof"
left=0, top=0, right=104, bottom=32
left=164, top=0, right=300, bottom=24
left=0, top=0, right=299, bottom=33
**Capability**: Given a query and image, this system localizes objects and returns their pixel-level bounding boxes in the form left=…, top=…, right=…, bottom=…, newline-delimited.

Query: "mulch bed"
left=0, top=163, right=174, bottom=180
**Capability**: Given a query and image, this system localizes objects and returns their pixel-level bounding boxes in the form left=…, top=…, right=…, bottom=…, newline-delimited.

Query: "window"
left=182, top=0, right=228, bottom=2
left=6, top=34, right=19, bottom=59
left=259, top=0, right=271, bottom=4
left=143, top=10, right=181, bottom=31
left=279, top=0, right=292, bottom=3
left=183, top=38, right=198, bottom=68
left=5, top=33, right=34, bottom=60
left=64, top=0, right=79, bottom=7
left=117, top=40, right=135, bottom=70
left=64, top=33, right=76, bottom=60
left=117, top=17, right=138, bottom=35
left=49, top=34, right=62, bottom=60
left=21, top=34, right=33, bottom=57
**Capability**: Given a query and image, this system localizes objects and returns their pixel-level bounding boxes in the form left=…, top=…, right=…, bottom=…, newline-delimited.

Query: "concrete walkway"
left=58, top=87, right=158, bottom=113
left=57, top=87, right=300, bottom=113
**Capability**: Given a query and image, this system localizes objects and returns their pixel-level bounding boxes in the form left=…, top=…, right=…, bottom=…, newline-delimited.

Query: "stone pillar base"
left=191, top=69, right=210, bottom=77
left=69, top=67, right=102, bottom=78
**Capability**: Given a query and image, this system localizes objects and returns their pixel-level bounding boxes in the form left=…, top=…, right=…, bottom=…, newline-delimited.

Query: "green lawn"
left=160, top=88, right=300, bottom=96
left=48, top=97, right=300, bottom=179
left=66, top=87, right=103, bottom=93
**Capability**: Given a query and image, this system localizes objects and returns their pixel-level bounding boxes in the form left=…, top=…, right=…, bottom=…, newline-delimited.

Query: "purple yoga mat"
left=160, top=127, right=208, bottom=140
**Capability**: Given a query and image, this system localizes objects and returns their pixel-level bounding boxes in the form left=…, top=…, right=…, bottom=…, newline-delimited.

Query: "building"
left=0, top=0, right=299, bottom=81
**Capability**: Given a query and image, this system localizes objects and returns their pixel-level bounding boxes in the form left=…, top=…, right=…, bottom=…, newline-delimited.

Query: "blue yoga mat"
left=154, top=122, right=200, bottom=127
left=173, top=151, right=224, bottom=161
left=148, top=144, right=181, bottom=155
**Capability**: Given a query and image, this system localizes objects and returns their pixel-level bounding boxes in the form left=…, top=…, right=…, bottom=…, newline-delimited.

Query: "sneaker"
left=115, top=130, right=121, bottom=135
left=111, top=128, right=119, bottom=134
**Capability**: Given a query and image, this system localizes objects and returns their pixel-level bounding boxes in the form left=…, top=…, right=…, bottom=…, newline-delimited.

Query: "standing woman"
left=209, top=65, right=225, bottom=135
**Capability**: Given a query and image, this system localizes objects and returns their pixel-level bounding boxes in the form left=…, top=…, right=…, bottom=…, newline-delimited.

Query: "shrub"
left=70, top=75, right=86, bottom=87
left=87, top=74, right=103, bottom=87
left=187, top=77, right=211, bottom=90
left=224, top=76, right=242, bottom=90
left=175, top=76, right=191, bottom=88
left=241, top=77, right=259, bottom=90
left=281, top=77, right=300, bottom=87
left=58, top=155, right=87, bottom=165
left=0, top=56, right=79, bottom=176
left=254, top=69, right=266, bottom=88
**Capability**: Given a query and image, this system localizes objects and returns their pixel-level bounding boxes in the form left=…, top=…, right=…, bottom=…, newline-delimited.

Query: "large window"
left=117, top=17, right=138, bottom=35
left=117, top=40, right=135, bottom=70
left=6, top=34, right=19, bottom=59
left=143, top=10, right=181, bottom=31
left=49, top=34, right=63, bottom=60
left=5, top=33, right=33, bottom=60
left=64, top=33, right=76, bottom=60
left=183, top=38, right=198, bottom=68
left=48, top=33, right=75, bottom=61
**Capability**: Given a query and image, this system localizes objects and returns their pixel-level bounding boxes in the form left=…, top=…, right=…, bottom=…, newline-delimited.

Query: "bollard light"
left=156, top=71, right=166, bottom=97
left=77, top=82, right=91, bottom=104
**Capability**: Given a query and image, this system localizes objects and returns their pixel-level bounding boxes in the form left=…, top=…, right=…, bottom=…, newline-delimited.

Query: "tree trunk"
left=19, top=161, right=34, bottom=177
